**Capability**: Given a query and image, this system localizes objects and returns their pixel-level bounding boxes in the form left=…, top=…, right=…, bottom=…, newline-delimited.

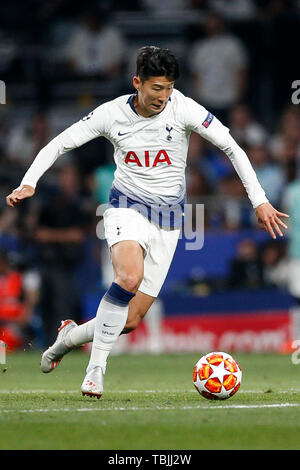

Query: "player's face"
left=133, top=76, right=175, bottom=117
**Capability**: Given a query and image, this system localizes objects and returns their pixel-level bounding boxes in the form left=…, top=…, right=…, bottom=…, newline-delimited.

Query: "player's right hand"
left=6, top=185, right=35, bottom=207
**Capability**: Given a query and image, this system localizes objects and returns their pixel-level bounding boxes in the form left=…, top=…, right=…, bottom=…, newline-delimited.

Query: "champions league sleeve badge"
left=202, top=112, right=214, bottom=128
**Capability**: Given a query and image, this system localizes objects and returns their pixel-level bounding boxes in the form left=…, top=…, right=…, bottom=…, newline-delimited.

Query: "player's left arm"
left=184, top=98, right=289, bottom=239
left=213, top=129, right=289, bottom=239
left=206, top=125, right=289, bottom=239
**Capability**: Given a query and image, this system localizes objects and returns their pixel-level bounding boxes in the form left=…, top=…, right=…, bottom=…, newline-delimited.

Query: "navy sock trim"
left=104, top=282, right=136, bottom=306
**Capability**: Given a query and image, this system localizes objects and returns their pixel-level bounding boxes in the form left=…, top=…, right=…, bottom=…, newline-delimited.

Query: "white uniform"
left=21, top=89, right=268, bottom=296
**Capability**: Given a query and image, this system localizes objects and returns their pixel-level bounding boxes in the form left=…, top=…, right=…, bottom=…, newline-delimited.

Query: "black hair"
left=136, top=46, right=179, bottom=82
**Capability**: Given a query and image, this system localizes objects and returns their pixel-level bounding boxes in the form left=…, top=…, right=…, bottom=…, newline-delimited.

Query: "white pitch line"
left=0, top=403, right=299, bottom=414
left=0, top=389, right=300, bottom=394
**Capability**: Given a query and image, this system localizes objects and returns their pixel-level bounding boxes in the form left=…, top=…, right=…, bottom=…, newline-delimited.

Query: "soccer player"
left=6, top=46, right=289, bottom=398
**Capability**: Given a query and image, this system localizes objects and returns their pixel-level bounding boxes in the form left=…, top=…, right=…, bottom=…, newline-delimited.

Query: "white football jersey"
left=21, top=88, right=268, bottom=209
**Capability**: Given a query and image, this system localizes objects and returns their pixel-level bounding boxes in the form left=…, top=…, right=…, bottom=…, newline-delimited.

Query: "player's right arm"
left=6, top=104, right=109, bottom=207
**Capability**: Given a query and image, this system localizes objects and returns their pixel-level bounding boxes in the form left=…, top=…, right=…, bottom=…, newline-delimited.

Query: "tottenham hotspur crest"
left=166, top=125, right=173, bottom=141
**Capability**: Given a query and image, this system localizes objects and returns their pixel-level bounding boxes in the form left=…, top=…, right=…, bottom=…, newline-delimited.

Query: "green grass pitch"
left=1, top=350, right=300, bottom=450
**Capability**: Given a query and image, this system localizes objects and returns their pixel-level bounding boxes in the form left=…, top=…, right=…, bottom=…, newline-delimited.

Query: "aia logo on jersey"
left=124, top=150, right=172, bottom=167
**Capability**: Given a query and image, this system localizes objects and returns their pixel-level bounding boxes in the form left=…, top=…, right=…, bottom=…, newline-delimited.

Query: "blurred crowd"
left=0, top=0, right=300, bottom=349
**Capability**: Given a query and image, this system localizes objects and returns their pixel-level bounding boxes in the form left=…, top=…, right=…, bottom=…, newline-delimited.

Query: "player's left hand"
left=255, top=202, right=289, bottom=239
left=6, top=184, right=35, bottom=207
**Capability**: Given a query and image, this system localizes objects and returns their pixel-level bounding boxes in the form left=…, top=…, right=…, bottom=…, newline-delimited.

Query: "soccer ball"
left=193, top=351, right=242, bottom=400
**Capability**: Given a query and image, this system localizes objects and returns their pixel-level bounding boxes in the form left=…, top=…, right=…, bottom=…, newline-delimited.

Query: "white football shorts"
left=103, top=207, right=181, bottom=297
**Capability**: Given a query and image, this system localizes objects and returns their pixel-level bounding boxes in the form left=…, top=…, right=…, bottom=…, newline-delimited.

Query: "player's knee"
left=115, top=273, right=142, bottom=293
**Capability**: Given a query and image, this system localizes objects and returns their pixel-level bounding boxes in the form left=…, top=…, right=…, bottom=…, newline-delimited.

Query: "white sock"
left=65, top=319, right=95, bottom=348
left=86, top=283, right=135, bottom=373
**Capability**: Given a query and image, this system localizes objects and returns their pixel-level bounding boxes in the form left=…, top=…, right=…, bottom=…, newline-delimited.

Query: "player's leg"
left=81, top=239, right=145, bottom=397
left=41, top=214, right=179, bottom=375
left=121, top=290, right=155, bottom=333
left=41, top=208, right=147, bottom=374
left=40, top=289, right=155, bottom=374
left=82, top=222, right=181, bottom=369
left=85, top=240, right=144, bottom=367
left=40, top=319, right=78, bottom=373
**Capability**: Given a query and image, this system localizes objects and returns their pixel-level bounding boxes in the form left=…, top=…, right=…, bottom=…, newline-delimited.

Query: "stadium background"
left=0, top=0, right=299, bottom=355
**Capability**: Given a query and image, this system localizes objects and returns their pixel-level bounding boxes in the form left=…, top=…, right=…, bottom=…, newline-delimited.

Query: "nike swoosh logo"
left=103, top=323, right=119, bottom=328
left=118, top=131, right=131, bottom=136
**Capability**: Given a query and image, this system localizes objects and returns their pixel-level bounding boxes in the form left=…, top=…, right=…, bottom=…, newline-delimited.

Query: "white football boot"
left=40, top=319, right=77, bottom=373
left=81, top=366, right=105, bottom=399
